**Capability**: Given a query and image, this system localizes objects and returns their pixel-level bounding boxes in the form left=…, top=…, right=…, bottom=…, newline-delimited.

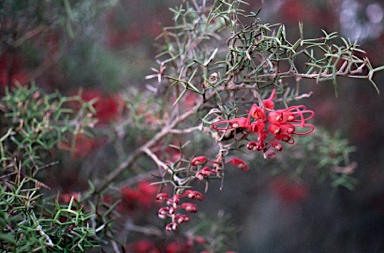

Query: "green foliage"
left=0, top=84, right=95, bottom=167
left=0, top=85, right=99, bottom=252
left=0, top=166, right=98, bottom=252
left=154, top=0, right=380, bottom=107
left=271, top=128, right=358, bottom=190
left=0, top=0, right=118, bottom=40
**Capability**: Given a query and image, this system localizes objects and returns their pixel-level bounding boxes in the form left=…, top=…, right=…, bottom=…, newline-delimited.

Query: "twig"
left=93, top=106, right=198, bottom=194
left=168, top=125, right=202, bottom=134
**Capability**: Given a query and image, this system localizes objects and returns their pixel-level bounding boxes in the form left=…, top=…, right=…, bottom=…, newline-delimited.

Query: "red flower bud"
left=181, top=202, right=198, bottom=213
left=272, top=142, right=283, bottom=151
left=247, top=141, right=257, bottom=150
left=229, top=157, right=250, bottom=172
left=195, top=167, right=213, bottom=180
left=158, top=207, right=170, bottom=219
left=166, top=222, right=178, bottom=232
left=263, top=89, right=276, bottom=110
left=264, top=150, right=277, bottom=159
left=191, top=156, right=207, bottom=166
left=168, top=206, right=176, bottom=215
left=170, top=194, right=181, bottom=205
left=184, top=190, right=204, bottom=201
left=175, top=214, right=190, bottom=224
left=156, top=193, right=170, bottom=202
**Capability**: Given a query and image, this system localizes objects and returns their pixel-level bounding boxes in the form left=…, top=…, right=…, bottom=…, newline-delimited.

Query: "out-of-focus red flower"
left=58, top=192, right=79, bottom=204
left=0, top=53, right=29, bottom=86
left=118, top=180, right=159, bottom=213
left=280, top=0, right=333, bottom=26
left=80, top=89, right=122, bottom=124
left=270, top=177, right=309, bottom=204
left=165, top=241, right=193, bottom=253
left=136, top=181, right=158, bottom=207
left=58, top=133, right=100, bottom=158
left=127, top=240, right=160, bottom=253
left=121, top=185, right=141, bottom=202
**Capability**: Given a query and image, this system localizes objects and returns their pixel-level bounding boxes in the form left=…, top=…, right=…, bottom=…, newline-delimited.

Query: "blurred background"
left=1, top=0, right=384, bottom=252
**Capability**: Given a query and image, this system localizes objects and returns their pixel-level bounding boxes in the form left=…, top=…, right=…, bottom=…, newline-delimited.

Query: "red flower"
left=58, top=133, right=100, bottom=158
left=80, top=89, right=122, bottom=124
left=270, top=177, right=309, bottom=204
left=191, top=156, right=208, bottom=166
left=228, top=158, right=250, bottom=172
left=0, top=52, right=29, bottom=86
left=166, top=222, right=178, bottom=232
left=166, top=241, right=192, bottom=253
left=183, top=190, right=204, bottom=201
left=127, top=240, right=160, bottom=253
left=58, top=192, right=79, bottom=204
left=121, top=186, right=141, bottom=202
left=136, top=181, right=158, bottom=207
left=119, top=180, right=158, bottom=212
left=211, top=90, right=315, bottom=159
left=181, top=202, right=198, bottom=213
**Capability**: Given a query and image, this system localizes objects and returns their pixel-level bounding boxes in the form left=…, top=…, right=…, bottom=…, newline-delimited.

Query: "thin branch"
left=168, top=125, right=202, bottom=134
left=142, top=147, right=169, bottom=172
left=93, top=106, right=198, bottom=194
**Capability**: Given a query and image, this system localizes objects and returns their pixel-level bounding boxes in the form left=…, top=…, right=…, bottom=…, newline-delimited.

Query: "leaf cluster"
left=0, top=85, right=102, bottom=252
left=0, top=84, right=95, bottom=168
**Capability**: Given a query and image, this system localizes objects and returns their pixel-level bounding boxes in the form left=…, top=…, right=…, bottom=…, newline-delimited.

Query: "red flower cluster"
left=156, top=190, right=204, bottom=232
left=212, top=89, right=315, bottom=158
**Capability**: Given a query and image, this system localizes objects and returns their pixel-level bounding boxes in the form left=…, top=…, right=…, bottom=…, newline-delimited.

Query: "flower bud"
left=191, top=156, right=207, bottom=166
left=272, top=142, right=282, bottom=151
left=181, top=202, right=198, bottom=213
left=247, top=141, right=257, bottom=150
left=229, top=158, right=250, bottom=172
left=158, top=207, right=170, bottom=219
left=184, top=190, right=204, bottom=201
left=156, top=193, right=169, bottom=202
left=166, top=222, right=178, bottom=232
left=175, top=214, right=190, bottom=224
